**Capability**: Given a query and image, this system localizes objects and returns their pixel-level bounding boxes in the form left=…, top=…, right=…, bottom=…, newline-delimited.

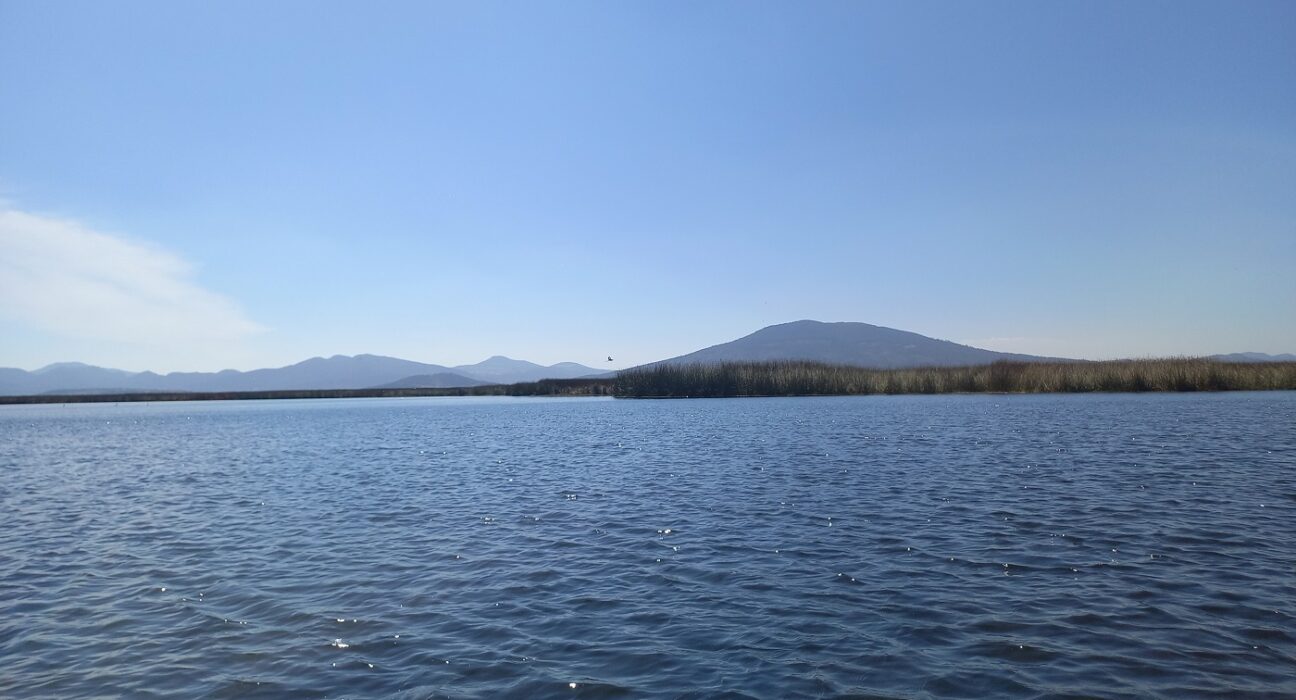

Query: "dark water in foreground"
left=2, top=393, right=1294, bottom=699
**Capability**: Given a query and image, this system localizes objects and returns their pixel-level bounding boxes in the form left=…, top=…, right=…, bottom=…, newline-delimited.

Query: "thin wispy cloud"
left=0, top=206, right=263, bottom=345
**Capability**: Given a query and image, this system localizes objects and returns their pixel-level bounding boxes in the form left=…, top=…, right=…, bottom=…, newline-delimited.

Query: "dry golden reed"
left=613, top=359, right=1296, bottom=398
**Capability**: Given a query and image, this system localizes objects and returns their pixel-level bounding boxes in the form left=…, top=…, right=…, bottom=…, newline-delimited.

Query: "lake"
left=1, top=393, right=1293, bottom=698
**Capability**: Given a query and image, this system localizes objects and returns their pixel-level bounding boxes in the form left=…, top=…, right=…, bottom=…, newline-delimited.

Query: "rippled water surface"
left=2, top=393, right=1295, bottom=698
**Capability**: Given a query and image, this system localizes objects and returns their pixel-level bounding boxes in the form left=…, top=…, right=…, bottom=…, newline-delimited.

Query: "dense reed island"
left=614, top=359, right=1296, bottom=398
left=0, top=378, right=614, bottom=405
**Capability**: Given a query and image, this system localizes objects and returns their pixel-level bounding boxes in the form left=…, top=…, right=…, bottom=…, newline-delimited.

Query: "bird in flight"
left=607, top=356, right=614, bottom=362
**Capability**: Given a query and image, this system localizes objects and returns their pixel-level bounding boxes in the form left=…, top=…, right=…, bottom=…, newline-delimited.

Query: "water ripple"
left=2, top=393, right=1294, bottom=698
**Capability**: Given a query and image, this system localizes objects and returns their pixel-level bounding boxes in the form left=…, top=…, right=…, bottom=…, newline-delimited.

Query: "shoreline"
left=5, top=359, right=1295, bottom=405
left=0, top=378, right=614, bottom=405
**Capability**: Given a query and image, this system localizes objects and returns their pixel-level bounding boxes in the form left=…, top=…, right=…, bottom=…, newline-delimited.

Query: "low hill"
left=374, top=373, right=495, bottom=389
left=1210, top=352, right=1296, bottom=363
left=654, top=320, right=1068, bottom=369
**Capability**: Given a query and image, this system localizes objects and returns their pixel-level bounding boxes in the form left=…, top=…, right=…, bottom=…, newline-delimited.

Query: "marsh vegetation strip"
left=0, top=378, right=614, bottom=405
left=615, top=359, right=1296, bottom=398
left=2, top=393, right=1294, bottom=698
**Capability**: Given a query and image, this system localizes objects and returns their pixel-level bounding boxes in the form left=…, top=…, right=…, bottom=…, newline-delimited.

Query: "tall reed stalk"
left=613, top=359, right=1296, bottom=398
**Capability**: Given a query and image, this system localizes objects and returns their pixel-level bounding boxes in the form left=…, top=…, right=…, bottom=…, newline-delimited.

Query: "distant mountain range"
left=449, top=355, right=608, bottom=384
left=651, top=320, right=1068, bottom=368
left=2, top=320, right=1291, bottom=396
left=0, top=355, right=604, bottom=396
left=1208, top=352, right=1296, bottom=363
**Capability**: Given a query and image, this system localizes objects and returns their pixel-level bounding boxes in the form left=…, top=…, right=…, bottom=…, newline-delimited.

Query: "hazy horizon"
left=4, top=317, right=1294, bottom=376
left=3, top=2, right=1293, bottom=373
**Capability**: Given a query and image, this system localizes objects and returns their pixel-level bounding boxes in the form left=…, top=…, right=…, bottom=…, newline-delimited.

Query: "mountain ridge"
left=450, top=356, right=606, bottom=384
left=0, top=354, right=604, bottom=396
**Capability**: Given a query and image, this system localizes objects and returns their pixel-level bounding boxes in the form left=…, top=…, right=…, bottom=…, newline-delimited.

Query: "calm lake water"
left=2, top=393, right=1294, bottom=699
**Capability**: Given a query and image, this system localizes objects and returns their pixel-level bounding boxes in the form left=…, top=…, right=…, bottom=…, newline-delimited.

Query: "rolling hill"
left=652, top=320, right=1068, bottom=368
left=373, top=373, right=495, bottom=389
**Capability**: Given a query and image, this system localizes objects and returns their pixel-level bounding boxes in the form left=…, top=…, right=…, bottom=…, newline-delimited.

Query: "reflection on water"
left=1, top=393, right=1294, bottom=698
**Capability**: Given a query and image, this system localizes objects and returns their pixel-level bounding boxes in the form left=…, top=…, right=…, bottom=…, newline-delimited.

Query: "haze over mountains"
left=2, top=320, right=1290, bottom=396
left=0, top=355, right=605, bottom=396
left=1210, top=352, right=1296, bottom=363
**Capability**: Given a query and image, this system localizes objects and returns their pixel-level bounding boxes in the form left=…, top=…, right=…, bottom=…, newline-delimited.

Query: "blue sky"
left=2, top=1, right=1293, bottom=372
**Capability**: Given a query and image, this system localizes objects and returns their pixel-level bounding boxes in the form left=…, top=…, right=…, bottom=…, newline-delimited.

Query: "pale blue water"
left=1, top=393, right=1294, bottom=698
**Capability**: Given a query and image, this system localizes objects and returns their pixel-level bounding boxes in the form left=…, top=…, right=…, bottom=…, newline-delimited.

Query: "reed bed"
left=613, top=359, right=1296, bottom=398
